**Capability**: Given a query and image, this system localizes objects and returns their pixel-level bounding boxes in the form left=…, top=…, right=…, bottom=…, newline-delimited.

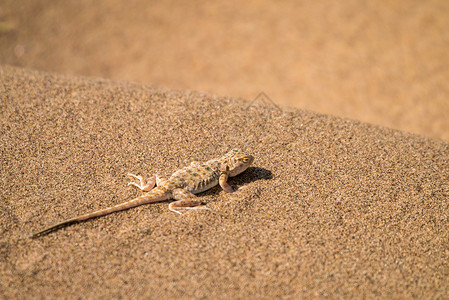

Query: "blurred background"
left=1, top=0, right=448, bottom=140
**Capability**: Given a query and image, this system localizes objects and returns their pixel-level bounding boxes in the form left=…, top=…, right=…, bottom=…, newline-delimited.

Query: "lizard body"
left=30, top=149, right=254, bottom=238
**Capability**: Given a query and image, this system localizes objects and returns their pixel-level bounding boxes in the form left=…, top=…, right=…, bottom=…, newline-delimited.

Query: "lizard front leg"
left=219, top=166, right=234, bottom=193
left=127, top=173, right=156, bottom=192
left=169, top=188, right=209, bottom=214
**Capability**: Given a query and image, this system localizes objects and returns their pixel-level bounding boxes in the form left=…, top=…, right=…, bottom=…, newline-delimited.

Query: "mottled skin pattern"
left=30, top=149, right=254, bottom=238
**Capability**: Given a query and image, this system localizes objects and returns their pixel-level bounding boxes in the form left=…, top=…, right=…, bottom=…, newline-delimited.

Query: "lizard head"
left=223, top=149, right=254, bottom=177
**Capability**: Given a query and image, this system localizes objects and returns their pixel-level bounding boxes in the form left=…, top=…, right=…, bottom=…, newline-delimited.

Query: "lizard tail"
left=29, top=187, right=170, bottom=238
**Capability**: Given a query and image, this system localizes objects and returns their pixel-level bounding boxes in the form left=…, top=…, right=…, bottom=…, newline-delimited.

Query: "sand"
left=1, top=1, right=449, bottom=140
left=1, top=65, right=448, bottom=298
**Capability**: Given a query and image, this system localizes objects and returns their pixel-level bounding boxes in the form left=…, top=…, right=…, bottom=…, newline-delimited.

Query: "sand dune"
left=1, top=1, right=449, bottom=140
left=1, top=66, right=448, bottom=298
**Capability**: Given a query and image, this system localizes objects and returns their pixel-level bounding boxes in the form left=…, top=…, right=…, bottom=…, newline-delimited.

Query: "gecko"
left=30, top=149, right=254, bottom=238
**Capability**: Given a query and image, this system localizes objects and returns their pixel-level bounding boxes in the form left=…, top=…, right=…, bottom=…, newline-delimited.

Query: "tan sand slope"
left=1, top=1, right=449, bottom=140
left=1, top=65, right=448, bottom=298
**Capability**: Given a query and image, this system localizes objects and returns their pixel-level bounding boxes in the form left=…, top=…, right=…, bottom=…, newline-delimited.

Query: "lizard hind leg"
left=169, top=188, right=209, bottom=214
left=190, top=161, right=201, bottom=167
left=155, top=174, right=169, bottom=186
left=127, top=173, right=156, bottom=192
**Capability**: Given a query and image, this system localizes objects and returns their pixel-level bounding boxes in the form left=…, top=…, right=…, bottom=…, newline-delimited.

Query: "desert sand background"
left=1, top=0, right=449, bottom=140
left=1, top=1, right=449, bottom=299
left=1, top=65, right=448, bottom=298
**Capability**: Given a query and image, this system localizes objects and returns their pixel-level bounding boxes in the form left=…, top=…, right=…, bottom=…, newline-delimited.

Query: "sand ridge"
left=1, top=1, right=449, bottom=140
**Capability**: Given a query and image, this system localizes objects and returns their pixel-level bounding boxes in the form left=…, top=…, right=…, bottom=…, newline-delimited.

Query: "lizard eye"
left=241, top=157, right=249, bottom=163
